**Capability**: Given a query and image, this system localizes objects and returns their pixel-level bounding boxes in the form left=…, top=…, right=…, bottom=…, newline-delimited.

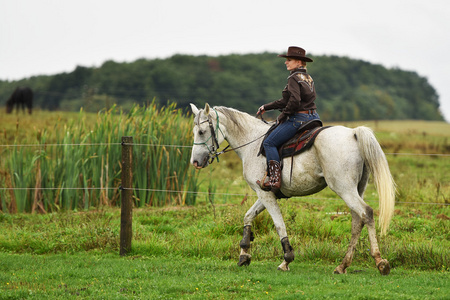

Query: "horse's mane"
left=213, top=106, right=263, bottom=131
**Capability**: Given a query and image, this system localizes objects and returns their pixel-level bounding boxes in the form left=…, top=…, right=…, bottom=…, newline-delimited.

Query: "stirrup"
left=256, top=172, right=271, bottom=191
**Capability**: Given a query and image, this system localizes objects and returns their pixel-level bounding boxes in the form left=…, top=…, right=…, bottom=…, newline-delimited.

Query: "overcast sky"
left=1, top=0, right=449, bottom=121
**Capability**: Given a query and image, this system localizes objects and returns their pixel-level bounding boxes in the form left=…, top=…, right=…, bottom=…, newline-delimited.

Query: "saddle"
left=257, top=119, right=331, bottom=199
left=258, top=119, right=327, bottom=159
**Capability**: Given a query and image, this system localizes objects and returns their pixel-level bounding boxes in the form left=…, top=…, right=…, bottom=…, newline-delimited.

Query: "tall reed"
left=0, top=102, right=199, bottom=213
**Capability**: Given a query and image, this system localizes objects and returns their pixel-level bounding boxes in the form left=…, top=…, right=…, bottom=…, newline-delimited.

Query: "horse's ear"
left=204, top=103, right=210, bottom=115
left=190, top=103, right=199, bottom=116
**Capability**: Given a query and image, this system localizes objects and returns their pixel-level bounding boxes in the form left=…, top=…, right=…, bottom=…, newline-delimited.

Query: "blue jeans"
left=263, top=112, right=320, bottom=163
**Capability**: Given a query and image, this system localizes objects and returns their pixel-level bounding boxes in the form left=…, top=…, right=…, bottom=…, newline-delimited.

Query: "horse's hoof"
left=237, top=254, right=251, bottom=266
left=333, top=266, right=347, bottom=274
left=377, top=259, right=390, bottom=276
left=277, top=261, right=290, bottom=271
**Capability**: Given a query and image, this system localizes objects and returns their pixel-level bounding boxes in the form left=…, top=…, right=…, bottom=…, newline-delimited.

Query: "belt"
left=297, top=110, right=316, bottom=114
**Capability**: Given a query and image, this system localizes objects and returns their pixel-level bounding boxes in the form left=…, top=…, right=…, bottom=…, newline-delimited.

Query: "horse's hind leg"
left=366, top=209, right=391, bottom=275
left=334, top=168, right=369, bottom=274
left=334, top=205, right=390, bottom=275
left=334, top=211, right=364, bottom=274
left=355, top=156, right=390, bottom=274
left=238, top=199, right=265, bottom=266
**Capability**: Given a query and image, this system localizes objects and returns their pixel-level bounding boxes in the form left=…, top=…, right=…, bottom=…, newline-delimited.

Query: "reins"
left=219, top=112, right=270, bottom=154
left=256, top=111, right=269, bottom=124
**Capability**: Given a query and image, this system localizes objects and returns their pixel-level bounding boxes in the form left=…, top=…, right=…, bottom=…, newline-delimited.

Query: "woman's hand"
left=257, top=105, right=265, bottom=115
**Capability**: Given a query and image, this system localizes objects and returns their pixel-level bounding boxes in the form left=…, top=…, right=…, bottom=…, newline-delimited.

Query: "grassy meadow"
left=0, top=106, right=449, bottom=299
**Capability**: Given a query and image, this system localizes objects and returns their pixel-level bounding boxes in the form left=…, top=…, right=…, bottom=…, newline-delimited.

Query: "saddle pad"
left=280, top=126, right=329, bottom=158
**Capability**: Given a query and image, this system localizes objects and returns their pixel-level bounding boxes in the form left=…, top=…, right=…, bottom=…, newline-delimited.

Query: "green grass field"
left=1, top=253, right=448, bottom=299
left=0, top=109, right=449, bottom=299
left=1, top=204, right=449, bottom=299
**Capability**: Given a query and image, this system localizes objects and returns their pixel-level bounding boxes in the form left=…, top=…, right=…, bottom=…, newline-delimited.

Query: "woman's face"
left=285, top=58, right=303, bottom=71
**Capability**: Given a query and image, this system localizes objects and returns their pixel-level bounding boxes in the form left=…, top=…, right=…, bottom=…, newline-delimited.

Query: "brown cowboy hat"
left=278, top=46, right=313, bottom=62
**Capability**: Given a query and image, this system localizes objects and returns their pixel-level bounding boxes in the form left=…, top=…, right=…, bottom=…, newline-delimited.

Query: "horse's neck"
left=220, top=111, right=269, bottom=160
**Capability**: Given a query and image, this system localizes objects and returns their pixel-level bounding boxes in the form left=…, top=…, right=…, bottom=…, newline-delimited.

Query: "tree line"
left=0, top=52, right=444, bottom=121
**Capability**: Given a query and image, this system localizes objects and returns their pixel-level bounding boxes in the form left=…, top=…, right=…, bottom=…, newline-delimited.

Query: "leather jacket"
left=263, top=67, right=317, bottom=121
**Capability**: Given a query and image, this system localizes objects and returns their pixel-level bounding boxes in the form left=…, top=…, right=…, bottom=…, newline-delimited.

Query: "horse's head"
left=190, top=103, right=225, bottom=169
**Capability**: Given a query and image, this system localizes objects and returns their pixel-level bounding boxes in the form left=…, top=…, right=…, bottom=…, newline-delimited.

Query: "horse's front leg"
left=260, top=194, right=295, bottom=271
left=278, top=236, right=295, bottom=271
left=238, top=199, right=265, bottom=266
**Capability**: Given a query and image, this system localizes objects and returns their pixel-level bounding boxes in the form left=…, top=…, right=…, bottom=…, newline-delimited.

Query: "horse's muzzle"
left=192, top=161, right=203, bottom=169
left=192, top=156, right=210, bottom=169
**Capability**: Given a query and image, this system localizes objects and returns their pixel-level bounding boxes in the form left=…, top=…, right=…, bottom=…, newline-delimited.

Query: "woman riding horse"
left=257, top=46, right=320, bottom=192
left=190, top=103, right=395, bottom=275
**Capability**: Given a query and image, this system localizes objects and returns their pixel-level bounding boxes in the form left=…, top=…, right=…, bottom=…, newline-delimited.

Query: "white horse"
left=190, top=103, right=395, bottom=275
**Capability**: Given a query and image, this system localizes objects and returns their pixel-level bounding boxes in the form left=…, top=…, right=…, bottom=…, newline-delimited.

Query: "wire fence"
left=1, top=141, right=449, bottom=206
left=0, top=142, right=449, bottom=155
left=0, top=185, right=448, bottom=206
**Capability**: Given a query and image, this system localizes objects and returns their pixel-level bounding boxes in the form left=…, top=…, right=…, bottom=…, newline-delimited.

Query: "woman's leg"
left=263, top=120, right=299, bottom=163
left=263, top=112, right=320, bottom=159
left=262, top=118, right=301, bottom=190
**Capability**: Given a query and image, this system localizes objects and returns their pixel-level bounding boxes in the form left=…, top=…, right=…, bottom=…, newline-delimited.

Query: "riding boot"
left=263, top=160, right=282, bottom=191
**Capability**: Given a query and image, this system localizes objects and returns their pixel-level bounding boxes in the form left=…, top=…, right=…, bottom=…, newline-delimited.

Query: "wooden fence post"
left=120, top=136, right=133, bottom=256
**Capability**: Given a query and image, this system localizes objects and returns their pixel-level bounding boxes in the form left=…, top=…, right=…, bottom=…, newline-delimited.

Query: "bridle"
left=193, top=108, right=225, bottom=164
left=193, top=108, right=267, bottom=164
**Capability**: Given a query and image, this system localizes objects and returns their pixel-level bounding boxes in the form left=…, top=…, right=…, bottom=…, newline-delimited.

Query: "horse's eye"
left=199, top=130, right=204, bottom=136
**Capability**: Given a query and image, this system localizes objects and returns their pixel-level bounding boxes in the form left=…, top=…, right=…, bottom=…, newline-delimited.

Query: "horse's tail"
left=354, top=126, right=396, bottom=235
